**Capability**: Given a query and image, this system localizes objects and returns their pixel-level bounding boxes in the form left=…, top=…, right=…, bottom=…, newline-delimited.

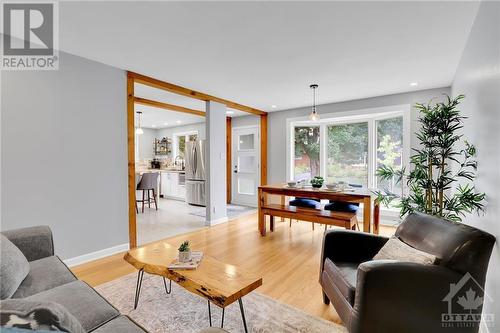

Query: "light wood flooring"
left=72, top=213, right=396, bottom=324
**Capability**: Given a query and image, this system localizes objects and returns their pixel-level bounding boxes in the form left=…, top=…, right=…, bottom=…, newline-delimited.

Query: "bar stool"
left=136, top=172, right=159, bottom=213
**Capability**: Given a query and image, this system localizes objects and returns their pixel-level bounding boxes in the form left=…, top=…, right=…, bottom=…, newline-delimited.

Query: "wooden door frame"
left=127, top=72, right=267, bottom=248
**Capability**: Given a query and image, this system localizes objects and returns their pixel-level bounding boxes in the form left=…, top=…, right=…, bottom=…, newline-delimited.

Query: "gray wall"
left=205, top=101, right=227, bottom=223
left=451, top=1, right=500, bottom=327
left=258, top=87, right=450, bottom=184
left=1, top=51, right=128, bottom=259
left=136, top=128, right=156, bottom=160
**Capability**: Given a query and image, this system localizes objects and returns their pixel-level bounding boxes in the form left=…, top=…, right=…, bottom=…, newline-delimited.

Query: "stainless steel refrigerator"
left=185, top=140, right=206, bottom=206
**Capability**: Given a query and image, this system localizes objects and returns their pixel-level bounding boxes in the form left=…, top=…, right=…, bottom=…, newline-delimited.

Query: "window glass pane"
left=293, top=126, right=320, bottom=181
left=239, top=134, right=254, bottom=150
left=376, top=117, right=404, bottom=194
left=238, top=155, right=255, bottom=173
left=326, top=122, right=368, bottom=186
left=238, top=177, right=255, bottom=195
left=178, top=136, right=186, bottom=157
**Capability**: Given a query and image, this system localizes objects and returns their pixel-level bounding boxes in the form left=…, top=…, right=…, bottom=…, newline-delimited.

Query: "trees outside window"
left=293, top=126, right=320, bottom=181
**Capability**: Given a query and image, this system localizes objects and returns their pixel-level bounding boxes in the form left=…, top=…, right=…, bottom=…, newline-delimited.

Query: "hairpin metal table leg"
left=162, top=277, right=172, bottom=294
left=221, top=307, right=225, bottom=328
left=238, top=298, right=248, bottom=333
left=207, top=300, right=212, bottom=326
left=133, top=269, right=144, bottom=310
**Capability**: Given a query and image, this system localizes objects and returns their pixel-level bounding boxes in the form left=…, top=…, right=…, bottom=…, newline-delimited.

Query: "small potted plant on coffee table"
left=178, top=241, right=191, bottom=263
left=310, top=176, right=324, bottom=189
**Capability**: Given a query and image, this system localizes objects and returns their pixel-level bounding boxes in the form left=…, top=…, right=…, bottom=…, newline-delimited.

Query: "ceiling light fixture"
left=135, top=111, right=144, bottom=135
left=410, top=82, right=418, bottom=86
left=271, top=105, right=277, bottom=109
left=164, top=122, right=169, bottom=126
left=176, top=120, right=181, bottom=124
left=309, top=84, right=320, bottom=121
left=226, top=110, right=234, bottom=115
left=152, top=124, right=156, bottom=128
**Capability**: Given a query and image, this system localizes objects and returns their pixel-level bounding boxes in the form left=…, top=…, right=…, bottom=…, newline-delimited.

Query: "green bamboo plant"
left=375, top=95, right=485, bottom=222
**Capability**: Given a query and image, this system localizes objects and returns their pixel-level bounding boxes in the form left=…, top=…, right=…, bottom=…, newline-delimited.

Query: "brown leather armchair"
left=319, top=212, right=495, bottom=333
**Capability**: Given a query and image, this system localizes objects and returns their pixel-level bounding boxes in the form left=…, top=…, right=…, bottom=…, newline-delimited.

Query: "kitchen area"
left=133, top=82, right=256, bottom=245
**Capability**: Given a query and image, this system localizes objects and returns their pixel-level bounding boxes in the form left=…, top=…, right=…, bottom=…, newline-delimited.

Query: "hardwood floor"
left=72, top=213, right=396, bottom=324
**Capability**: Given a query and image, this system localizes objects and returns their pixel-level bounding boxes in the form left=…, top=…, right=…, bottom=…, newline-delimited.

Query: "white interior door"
left=232, top=126, right=259, bottom=207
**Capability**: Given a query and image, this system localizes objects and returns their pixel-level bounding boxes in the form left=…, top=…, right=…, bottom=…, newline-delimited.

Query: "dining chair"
left=136, top=172, right=160, bottom=213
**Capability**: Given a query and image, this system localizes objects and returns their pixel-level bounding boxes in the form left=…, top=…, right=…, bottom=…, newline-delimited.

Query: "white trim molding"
left=63, top=243, right=130, bottom=267
left=205, top=216, right=229, bottom=227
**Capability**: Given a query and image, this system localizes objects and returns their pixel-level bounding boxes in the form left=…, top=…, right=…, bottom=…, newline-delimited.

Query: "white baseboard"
left=63, top=243, right=130, bottom=267
left=205, top=216, right=228, bottom=226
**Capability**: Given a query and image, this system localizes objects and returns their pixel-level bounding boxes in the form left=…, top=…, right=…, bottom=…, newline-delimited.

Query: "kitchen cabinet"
left=161, top=171, right=186, bottom=200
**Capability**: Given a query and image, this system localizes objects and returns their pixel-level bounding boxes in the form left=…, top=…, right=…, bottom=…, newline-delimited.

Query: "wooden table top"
left=259, top=183, right=374, bottom=201
left=124, top=242, right=262, bottom=307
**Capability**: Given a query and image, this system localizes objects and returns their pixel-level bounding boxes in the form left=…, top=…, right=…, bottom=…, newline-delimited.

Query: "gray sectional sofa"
left=0, top=226, right=147, bottom=332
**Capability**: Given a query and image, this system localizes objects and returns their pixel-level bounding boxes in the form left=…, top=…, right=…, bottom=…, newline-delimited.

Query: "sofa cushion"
left=323, top=258, right=358, bottom=305
left=92, top=316, right=147, bottom=333
left=25, top=281, right=119, bottom=332
left=0, top=298, right=84, bottom=333
left=289, top=198, right=321, bottom=209
left=373, top=236, right=436, bottom=264
left=12, top=256, right=77, bottom=299
left=0, top=234, right=30, bottom=300
left=324, top=201, right=359, bottom=213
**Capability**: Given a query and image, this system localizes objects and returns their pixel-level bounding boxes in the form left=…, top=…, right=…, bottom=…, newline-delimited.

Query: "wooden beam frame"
left=127, top=71, right=268, bottom=248
left=134, top=97, right=205, bottom=117
left=260, top=114, right=268, bottom=186
left=226, top=117, right=232, bottom=204
left=128, top=71, right=266, bottom=116
left=127, top=73, right=137, bottom=248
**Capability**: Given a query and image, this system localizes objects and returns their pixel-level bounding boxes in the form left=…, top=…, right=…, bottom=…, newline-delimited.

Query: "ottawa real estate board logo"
left=1, top=2, right=59, bottom=70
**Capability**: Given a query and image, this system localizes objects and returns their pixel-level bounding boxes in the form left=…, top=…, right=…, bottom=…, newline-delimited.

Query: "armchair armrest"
left=1, top=226, right=54, bottom=261
left=320, top=230, right=388, bottom=273
left=351, top=260, right=463, bottom=333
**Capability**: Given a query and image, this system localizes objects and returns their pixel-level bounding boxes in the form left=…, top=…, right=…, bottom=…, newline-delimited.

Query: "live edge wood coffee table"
left=124, top=242, right=262, bottom=332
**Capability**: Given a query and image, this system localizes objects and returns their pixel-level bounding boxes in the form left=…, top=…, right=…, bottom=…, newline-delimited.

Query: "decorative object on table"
left=308, top=84, right=320, bottom=121
left=287, top=181, right=297, bottom=188
left=168, top=251, right=204, bottom=270
left=310, top=176, right=324, bottom=188
left=177, top=241, right=191, bottom=263
left=337, top=181, right=347, bottom=191
left=374, top=95, right=486, bottom=222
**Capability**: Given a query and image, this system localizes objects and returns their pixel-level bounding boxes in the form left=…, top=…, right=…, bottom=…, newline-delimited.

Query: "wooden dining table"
left=258, top=183, right=380, bottom=236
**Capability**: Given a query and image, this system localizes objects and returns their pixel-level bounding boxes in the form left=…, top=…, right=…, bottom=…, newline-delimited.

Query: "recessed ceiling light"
left=226, top=110, right=234, bottom=115
left=271, top=105, right=277, bottom=109
left=163, top=122, right=168, bottom=126
left=152, top=125, right=156, bottom=128
left=410, top=82, right=418, bottom=86
left=176, top=120, right=181, bottom=124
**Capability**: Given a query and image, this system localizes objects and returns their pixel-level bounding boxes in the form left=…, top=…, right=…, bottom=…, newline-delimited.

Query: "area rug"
left=96, top=273, right=347, bottom=333
left=189, top=204, right=256, bottom=219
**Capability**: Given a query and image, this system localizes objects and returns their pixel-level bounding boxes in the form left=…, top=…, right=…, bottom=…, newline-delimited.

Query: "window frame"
left=286, top=104, right=411, bottom=193
left=173, top=130, right=198, bottom=158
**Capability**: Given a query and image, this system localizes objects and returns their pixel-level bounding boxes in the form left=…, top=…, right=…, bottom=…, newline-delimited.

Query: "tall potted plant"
left=375, top=95, right=485, bottom=222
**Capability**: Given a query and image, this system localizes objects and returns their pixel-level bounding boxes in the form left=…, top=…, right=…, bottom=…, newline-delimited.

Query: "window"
left=293, top=126, right=320, bottom=181
left=327, top=122, right=368, bottom=186
left=287, top=106, right=409, bottom=199
left=174, top=131, right=198, bottom=158
left=376, top=117, right=404, bottom=195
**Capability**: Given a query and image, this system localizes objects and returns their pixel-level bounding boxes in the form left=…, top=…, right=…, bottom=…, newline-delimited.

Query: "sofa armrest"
left=350, top=260, right=463, bottom=333
left=1, top=226, right=54, bottom=261
left=320, top=230, right=388, bottom=274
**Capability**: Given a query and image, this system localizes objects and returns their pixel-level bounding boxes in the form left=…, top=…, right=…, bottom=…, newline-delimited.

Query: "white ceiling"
left=59, top=1, right=479, bottom=112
